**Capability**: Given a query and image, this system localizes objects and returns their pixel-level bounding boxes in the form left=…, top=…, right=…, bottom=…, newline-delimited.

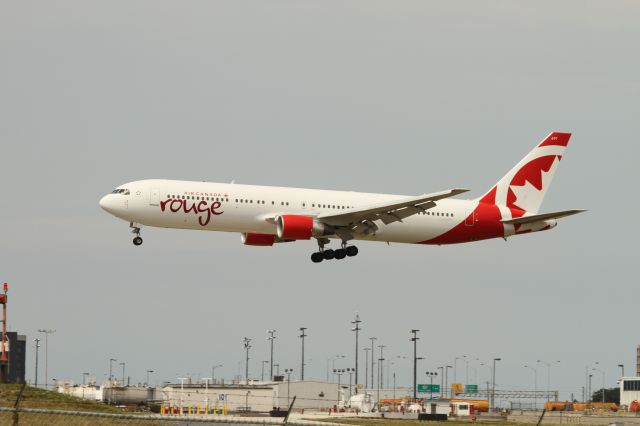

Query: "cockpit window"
left=111, top=188, right=130, bottom=195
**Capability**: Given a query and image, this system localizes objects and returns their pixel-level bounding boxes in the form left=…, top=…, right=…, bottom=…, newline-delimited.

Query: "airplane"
left=99, top=132, right=584, bottom=263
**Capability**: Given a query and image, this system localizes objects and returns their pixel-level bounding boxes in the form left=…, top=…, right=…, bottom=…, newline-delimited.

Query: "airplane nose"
left=99, top=194, right=116, bottom=213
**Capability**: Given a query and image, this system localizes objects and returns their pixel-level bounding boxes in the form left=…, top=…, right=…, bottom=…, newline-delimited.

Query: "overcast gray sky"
left=1, top=0, right=638, bottom=401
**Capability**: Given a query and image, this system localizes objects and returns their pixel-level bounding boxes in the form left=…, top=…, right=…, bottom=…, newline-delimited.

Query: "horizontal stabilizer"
left=501, top=209, right=586, bottom=225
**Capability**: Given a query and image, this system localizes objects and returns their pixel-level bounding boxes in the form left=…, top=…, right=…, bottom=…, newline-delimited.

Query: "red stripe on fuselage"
left=418, top=187, right=504, bottom=245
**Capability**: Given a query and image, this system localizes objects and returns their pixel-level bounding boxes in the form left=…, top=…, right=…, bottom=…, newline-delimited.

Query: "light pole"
left=346, top=368, right=355, bottom=400
left=492, top=358, right=501, bottom=413
left=352, top=314, right=361, bottom=393
left=177, top=377, right=187, bottom=414
left=592, top=367, right=605, bottom=402
left=261, top=361, right=268, bottom=381
left=202, top=377, right=211, bottom=409
left=285, top=368, right=293, bottom=405
left=212, top=364, right=222, bottom=383
left=274, top=363, right=280, bottom=376
left=378, top=345, right=386, bottom=388
left=334, top=368, right=345, bottom=404
left=537, top=360, right=559, bottom=402
left=109, top=358, right=117, bottom=381
left=146, top=370, right=154, bottom=386
left=328, top=355, right=345, bottom=382
left=299, top=327, right=307, bottom=381
left=454, top=355, right=467, bottom=385
left=38, top=329, right=55, bottom=389
left=410, top=329, right=420, bottom=402
left=618, top=364, right=625, bottom=378
left=524, top=365, right=538, bottom=409
left=445, top=365, right=452, bottom=398
left=82, top=372, right=90, bottom=385
left=588, top=374, right=593, bottom=403
left=437, top=366, right=444, bottom=397
left=119, top=362, right=125, bottom=385
left=33, top=338, right=41, bottom=387
left=267, top=330, right=276, bottom=380
left=377, top=358, right=384, bottom=409
left=363, top=348, right=371, bottom=388
left=426, top=371, right=438, bottom=400
left=369, top=337, right=376, bottom=389
left=243, top=337, right=252, bottom=384
left=585, top=361, right=598, bottom=403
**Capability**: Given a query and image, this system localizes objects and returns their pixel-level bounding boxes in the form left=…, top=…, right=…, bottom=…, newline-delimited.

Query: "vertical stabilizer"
left=480, top=132, right=571, bottom=219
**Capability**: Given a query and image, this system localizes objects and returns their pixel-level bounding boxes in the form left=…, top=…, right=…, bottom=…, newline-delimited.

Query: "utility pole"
left=363, top=347, right=370, bottom=388
left=351, top=314, right=361, bottom=393
left=299, top=327, right=307, bottom=381
left=378, top=345, right=386, bottom=389
left=38, top=329, right=56, bottom=389
left=618, top=364, right=625, bottom=378
left=243, top=337, right=252, bottom=384
left=410, top=329, right=419, bottom=401
left=267, top=330, right=276, bottom=380
left=146, top=370, right=154, bottom=386
left=34, top=338, right=41, bottom=387
left=119, top=362, right=126, bottom=385
left=369, top=337, right=376, bottom=389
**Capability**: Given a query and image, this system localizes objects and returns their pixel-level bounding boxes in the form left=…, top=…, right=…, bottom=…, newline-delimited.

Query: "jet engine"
left=275, top=215, right=334, bottom=240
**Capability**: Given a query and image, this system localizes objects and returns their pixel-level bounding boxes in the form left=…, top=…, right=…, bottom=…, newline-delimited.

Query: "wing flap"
left=501, top=209, right=586, bottom=225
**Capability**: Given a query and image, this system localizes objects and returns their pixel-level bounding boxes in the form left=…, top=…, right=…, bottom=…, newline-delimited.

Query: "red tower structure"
left=0, top=282, right=8, bottom=383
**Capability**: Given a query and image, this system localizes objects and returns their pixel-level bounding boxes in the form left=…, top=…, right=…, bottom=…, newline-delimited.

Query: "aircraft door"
left=149, top=188, right=160, bottom=206
left=465, top=210, right=475, bottom=226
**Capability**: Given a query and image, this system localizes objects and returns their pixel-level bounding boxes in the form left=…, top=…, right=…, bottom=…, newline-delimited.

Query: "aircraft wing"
left=500, top=209, right=586, bottom=225
left=317, top=188, right=469, bottom=238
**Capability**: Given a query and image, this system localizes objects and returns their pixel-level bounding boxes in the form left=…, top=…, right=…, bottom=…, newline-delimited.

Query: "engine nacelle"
left=276, top=215, right=333, bottom=240
left=241, top=233, right=275, bottom=246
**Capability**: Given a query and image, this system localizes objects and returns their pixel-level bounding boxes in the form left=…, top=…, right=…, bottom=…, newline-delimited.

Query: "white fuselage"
left=99, top=179, right=486, bottom=245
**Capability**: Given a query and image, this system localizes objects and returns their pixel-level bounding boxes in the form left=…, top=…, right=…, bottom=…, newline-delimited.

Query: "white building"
left=620, top=377, right=640, bottom=408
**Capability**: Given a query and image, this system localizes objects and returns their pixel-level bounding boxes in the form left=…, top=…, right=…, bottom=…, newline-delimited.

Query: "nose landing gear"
left=130, top=222, right=143, bottom=246
left=310, top=240, right=358, bottom=263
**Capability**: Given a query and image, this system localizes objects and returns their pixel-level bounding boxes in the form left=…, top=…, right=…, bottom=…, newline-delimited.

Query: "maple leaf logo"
left=508, top=155, right=560, bottom=214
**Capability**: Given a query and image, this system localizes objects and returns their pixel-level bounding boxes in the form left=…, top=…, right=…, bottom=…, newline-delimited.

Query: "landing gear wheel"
left=323, top=249, right=335, bottom=260
left=346, top=246, right=358, bottom=257
left=133, top=236, right=143, bottom=246
left=334, top=248, right=347, bottom=259
left=311, top=252, right=324, bottom=263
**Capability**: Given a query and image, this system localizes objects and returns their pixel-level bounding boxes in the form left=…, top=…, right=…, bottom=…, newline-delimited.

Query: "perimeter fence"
left=0, top=407, right=344, bottom=426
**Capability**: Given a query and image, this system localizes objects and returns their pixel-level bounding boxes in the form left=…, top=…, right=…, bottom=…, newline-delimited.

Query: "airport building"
left=620, top=377, right=640, bottom=408
left=160, top=380, right=341, bottom=411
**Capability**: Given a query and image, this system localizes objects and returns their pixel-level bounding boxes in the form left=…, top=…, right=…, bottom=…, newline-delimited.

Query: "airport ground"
left=2, top=384, right=640, bottom=426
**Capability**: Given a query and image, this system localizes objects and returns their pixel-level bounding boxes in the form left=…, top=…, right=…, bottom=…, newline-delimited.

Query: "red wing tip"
left=539, top=132, right=572, bottom=147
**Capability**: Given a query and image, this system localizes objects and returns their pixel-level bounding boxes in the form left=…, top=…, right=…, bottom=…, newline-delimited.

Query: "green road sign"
left=465, top=384, right=478, bottom=394
left=418, top=384, right=440, bottom=393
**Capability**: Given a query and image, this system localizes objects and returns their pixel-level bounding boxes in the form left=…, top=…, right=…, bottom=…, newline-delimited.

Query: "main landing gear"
left=311, top=240, right=358, bottom=263
left=130, top=222, right=143, bottom=246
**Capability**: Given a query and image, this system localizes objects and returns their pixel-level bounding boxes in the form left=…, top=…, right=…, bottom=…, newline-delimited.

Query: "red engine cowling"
left=242, top=233, right=275, bottom=246
left=276, top=215, right=314, bottom=240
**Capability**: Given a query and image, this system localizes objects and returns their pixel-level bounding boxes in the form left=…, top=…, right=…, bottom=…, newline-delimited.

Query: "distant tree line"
left=591, top=387, right=620, bottom=405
